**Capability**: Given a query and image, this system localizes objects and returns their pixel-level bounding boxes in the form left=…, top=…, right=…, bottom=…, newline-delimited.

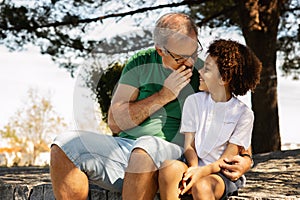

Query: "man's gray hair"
left=153, top=13, right=198, bottom=47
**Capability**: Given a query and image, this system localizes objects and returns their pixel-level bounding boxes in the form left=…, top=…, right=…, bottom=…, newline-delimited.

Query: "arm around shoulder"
left=219, top=146, right=253, bottom=181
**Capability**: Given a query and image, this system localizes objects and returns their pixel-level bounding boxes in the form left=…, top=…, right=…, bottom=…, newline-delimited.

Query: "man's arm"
left=181, top=143, right=239, bottom=194
left=108, top=65, right=193, bottom=133
left=108, top=84, right=170, bottom=133
left=219, top=147, right=253, bottom=181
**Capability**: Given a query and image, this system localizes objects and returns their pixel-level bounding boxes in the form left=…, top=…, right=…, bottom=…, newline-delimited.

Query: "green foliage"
left=189, top=0, right=300, bottom=78
left=87, top=61, right=125, bottom=122
left=0, top=0, right=156, bottom=75
left=189, top=0, right=238, bottom=28
left=1, top=0, right=298, bottom=77
left=277, top=10, right=300, bottom=79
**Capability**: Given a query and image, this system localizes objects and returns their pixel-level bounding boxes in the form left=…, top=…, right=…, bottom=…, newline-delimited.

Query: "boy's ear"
left=219, top=77, right=231, bottom=86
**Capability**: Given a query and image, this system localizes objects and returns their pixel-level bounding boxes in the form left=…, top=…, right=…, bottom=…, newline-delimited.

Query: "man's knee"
left=159, top=160, right=179, bottom=176
left=126, top=148, right=157, bottom=173
left=131, top=147, right=148, bottom=154
left=50, top=145, right=73, bottom=167
left=50, top=145, right=89, bottom=200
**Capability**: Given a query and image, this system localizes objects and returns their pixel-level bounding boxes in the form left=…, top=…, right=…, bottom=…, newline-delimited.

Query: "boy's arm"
left=183, top=132, right=198, bottom=167
left=188, top=143, right=239, bottom=176
left=218, top=109, right=254, bottom=180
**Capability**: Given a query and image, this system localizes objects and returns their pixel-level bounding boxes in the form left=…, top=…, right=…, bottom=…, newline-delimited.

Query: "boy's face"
left=198, top=55, right=223, bottom=93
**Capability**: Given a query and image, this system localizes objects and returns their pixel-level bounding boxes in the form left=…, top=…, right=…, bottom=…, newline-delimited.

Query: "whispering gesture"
left=159, top=65, right=192, bottom=101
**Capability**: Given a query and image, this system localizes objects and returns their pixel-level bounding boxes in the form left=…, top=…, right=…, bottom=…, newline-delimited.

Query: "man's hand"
left=219, top=155, right=252, bottom=181
left=159, top=65, right=192, bottom=101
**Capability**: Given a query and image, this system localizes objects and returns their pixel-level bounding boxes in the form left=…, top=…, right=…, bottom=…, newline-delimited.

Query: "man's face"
left=161, top=34, right=200, bottom=71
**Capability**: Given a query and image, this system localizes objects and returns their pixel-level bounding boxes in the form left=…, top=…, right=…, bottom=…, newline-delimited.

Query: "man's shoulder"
left=128, top=48, right=158, bottom=62
left=123, top=48, right=160, bottom=71
left=136, top=48, right=157, bottom=56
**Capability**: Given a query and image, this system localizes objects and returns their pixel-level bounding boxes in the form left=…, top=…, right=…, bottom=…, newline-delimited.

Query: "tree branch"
left=5, top=0, right=204, bottom=31
left=283, top=6, right=300, bottom=12
left=196, top=4, right=238, bottom=27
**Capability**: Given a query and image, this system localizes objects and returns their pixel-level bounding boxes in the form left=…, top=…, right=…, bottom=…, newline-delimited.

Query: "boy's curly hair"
left=207, top=39, right=262, bottom=96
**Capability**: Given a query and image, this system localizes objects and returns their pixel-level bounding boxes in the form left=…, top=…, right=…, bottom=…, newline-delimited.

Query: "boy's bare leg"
left=192, top=174, right=225, bottom=200
left=159, top=160, right=188, bottom=200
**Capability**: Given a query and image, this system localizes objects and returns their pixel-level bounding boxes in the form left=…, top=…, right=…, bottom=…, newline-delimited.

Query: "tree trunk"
left=235, top=0, right=281, bottom=153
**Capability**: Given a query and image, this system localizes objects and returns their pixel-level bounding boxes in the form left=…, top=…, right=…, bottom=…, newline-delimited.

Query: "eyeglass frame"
left=163, top=39, right=203, bottom=64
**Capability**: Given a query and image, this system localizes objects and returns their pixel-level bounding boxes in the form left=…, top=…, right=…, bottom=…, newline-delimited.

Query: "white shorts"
left=52, top=130, right=183, bottom=192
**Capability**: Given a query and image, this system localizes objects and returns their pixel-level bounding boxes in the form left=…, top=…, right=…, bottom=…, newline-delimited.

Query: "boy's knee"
left=192, top=177, right=214, bottom=194
left=158, top=160, right=176, bottom=182
left=159, top=160, right=186, bottom=184
left=160, top=160, right=178, bottom=170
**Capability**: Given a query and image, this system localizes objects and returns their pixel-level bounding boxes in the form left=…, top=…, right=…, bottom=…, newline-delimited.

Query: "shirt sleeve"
left=180, top=95, right=198, bottom=133
left=229, top=107, right=254, bottom=150
left=118, top=56, right=140, bottom=88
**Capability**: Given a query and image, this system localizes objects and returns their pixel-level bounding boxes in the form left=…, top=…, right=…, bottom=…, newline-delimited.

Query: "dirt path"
left=236, top=148, right=300, bottom=199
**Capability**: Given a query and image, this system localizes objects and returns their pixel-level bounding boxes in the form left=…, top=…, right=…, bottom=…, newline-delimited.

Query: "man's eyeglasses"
left=164, top=39, right=203, bottom=64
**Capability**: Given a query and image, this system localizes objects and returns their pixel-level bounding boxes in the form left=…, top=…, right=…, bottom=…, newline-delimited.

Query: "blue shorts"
left=218, top=172, right=244, bottom=199
left=179, top=172, right=244, bottom=199
left=52, top=130, right=184, bottom=192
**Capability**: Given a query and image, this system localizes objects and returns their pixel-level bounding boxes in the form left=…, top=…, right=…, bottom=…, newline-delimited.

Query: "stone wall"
left=0, top=149, right=299, bottom=200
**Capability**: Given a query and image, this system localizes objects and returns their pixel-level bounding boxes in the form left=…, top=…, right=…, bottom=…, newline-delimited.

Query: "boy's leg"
left=191, top=174, right=225, bottom=200
left=122, top=136, right=184, bottom=200
left=159, top=160, right=188, bottom=200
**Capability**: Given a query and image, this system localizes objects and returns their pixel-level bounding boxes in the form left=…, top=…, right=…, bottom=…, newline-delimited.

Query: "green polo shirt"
left=118, top=48, right=203, bottom=144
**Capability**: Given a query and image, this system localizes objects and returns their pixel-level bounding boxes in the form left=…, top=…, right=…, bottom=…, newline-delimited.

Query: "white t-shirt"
left=180, top=92, right=254, bottom=166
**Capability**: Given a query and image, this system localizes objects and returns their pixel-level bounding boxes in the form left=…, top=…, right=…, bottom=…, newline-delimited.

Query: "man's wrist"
left=240, top=153, right=254, bottom=168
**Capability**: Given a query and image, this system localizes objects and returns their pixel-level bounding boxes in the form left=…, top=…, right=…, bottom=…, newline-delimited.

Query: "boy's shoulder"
left=187, top=91, right=209, bottom=102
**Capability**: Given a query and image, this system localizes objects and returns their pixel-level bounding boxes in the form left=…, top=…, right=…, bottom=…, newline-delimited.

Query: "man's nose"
left=183, top=57, right=195, bottom=67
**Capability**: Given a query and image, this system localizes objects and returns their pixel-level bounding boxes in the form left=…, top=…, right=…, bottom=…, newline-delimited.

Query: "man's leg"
left=122, top=148, right=158, bottom=200
left=50, top=144, right=89, bottom=200
left=50, top=131, right=131, bottom=199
